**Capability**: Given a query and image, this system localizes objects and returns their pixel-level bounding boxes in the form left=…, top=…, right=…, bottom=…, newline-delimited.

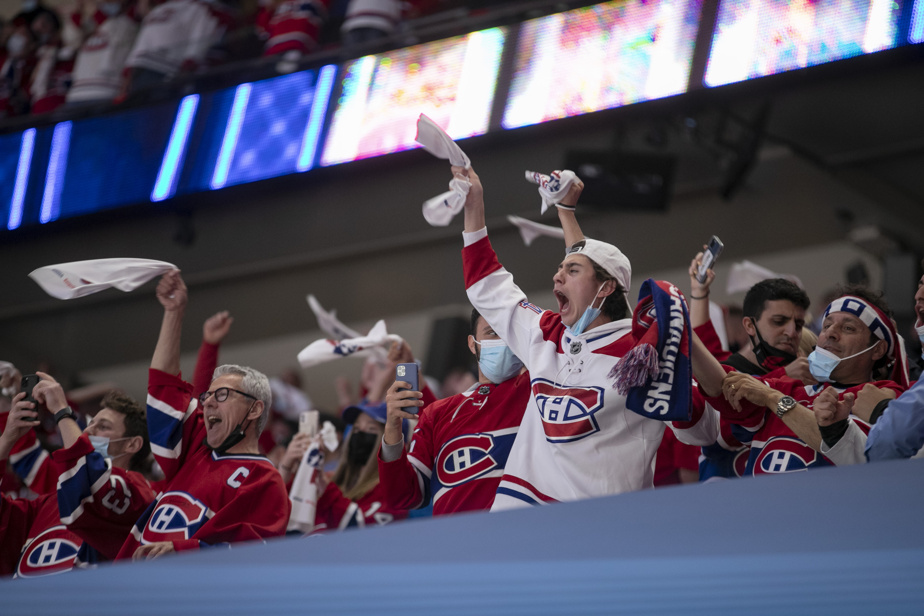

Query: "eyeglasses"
left=198, top=387, right=257, bottom=406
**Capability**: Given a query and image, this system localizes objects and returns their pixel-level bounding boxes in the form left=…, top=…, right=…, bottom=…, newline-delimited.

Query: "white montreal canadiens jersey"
left=463, top=235, right=666, bottom=510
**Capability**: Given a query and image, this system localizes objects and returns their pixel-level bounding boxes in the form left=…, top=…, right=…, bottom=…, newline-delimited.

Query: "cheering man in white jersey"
left=454, top=166, right=717, bottom=510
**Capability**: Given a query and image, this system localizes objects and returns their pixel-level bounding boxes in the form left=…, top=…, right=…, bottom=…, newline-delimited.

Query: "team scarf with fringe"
left=609, top=279, right=692, bottom=421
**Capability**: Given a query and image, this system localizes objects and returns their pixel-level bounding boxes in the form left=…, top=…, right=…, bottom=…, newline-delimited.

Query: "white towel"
left=525, top=169, right=579, bottom=215
left=415, top=114, right=472, bottom=227
left=422, top=176, right=471, bottom=227
left=286, top=422, right=339, bottom=534
left=415, top=113, right=470, bottom=168
left=507, top=215, right=565, bottom=246
left=297, top=320, right=403, bottom=368
left=307, top=294, right=362, bottom=340
left=726, top=260, right=804, bottom=295
left=29, top=258, right=177, bottom=300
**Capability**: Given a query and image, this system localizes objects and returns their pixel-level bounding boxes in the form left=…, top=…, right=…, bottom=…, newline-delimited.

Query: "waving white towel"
left=29, top=258, right=177, bottom=300
left=307, top=294, right=362, bottom=340
left=507, top=215, right=565, bottom=246
left=416, top=114, right=472, bottom=227
left=525, top=170, right=579, bottom=215
left=297, top=320, right=403, bottom=368
left=415, top=113, right=470, bottom=168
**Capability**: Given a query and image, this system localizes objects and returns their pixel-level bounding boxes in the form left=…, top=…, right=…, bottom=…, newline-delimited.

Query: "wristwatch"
left=775, top=396, right=797, bottom=418
left=54, top=406, right=76, bottom=424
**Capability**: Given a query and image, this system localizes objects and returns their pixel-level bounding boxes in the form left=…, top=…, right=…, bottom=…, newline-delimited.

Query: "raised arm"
left=555, top=176, right=585, bottom=247
left=687, top=249, right=716, bottom=329
left=151, top=270, right=188, bottom=375
left=455, top=165, right=485, bottom=233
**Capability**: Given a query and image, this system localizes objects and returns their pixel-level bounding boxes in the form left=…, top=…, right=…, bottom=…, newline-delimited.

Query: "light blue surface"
left=5, top=459, right=923, bottom=615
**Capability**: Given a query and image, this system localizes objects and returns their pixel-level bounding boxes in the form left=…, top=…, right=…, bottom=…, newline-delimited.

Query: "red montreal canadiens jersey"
left=53, top=434, right=155, bottom=560
left=704, top=367, right=905, bottom=475
left=378, top=373, right=530, bottom=515
left=116, top=370, right=289, bottom=558
left=0, top=461, right=83, bottom=578
left=463, top=233, right=716, bottom=509
left=313, top=481, right=407, bottom=532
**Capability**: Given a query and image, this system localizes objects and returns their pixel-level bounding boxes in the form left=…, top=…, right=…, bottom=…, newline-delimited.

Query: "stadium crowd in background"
left=0, top=0, right=499, bottom=120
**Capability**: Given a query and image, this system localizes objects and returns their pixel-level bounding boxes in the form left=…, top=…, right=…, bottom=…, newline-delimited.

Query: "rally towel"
left=415, top=113, right=472, bottom=227
left=525, top=169, right=579, bottom=215
left=287, top=421, right=339, bottom=534
left=307, top=294, right=362, bottom=340
left=507, top=215, right=564, bottom=246
left=608, top=279, right=692, bottom=422
left=415, top=113, right=470, bottom=168
left=29, top=258, right=177, bottom=300
left=297, top=320, right=402, bottom=368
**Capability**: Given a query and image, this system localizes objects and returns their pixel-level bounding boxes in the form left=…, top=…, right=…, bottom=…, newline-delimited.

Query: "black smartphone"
left=696, top=236, right=724, bottom=284
left=20, top=374, right=42, bottom=422
left=395, top=363, right=420, bottom=415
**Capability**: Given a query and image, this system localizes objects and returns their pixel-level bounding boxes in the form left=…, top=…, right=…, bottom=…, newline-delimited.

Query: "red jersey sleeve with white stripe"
left=462, top=236, right=548, bottom=367
left=315, top=481, right=408, bottom=531
left=1, top=412, right=58, bottom=495
left=694, top=321, right=731, bottom=362
left=53, top=434, right=155, bottom=560
left=146, top=368, right=203, bottom=483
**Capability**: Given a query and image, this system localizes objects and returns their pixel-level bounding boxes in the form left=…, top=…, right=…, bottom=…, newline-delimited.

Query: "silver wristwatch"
left=775, top=395, right=797, bottom=418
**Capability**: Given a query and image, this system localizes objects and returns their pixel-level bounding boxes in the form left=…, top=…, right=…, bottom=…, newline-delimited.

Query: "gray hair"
left=212, top=364, right=272, bottom=434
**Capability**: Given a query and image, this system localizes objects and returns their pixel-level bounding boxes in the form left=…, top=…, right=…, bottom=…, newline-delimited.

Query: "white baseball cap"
left=567, top=239, right=632, bottom=296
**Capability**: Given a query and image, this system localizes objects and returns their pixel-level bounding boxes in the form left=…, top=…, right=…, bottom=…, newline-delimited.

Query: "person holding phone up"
left=379, top=310, right=531, bottom=515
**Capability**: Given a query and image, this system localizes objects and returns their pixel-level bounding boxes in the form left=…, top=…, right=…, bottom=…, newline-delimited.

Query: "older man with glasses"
left=115, top=270, right=290, bottom=562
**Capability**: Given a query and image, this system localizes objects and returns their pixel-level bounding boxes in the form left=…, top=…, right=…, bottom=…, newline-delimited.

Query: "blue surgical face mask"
left=565, top=283, right=606, bottom=337
left=475, top=339, right=524, bottom=384
left=807, top=342, right=879, bottom=383
left=88, top=435, right=130, bottom=460
left=915, top=322, right=924, bottom=360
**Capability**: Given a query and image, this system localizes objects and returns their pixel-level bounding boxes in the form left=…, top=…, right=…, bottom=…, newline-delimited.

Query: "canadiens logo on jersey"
left=752, top=437, right=829, bottom=474
left=141, top=492, right=211, bottom=543
left=17, top=526, right=81, bottom=578
left=531, top=379, right=604, bottom=443
left=435, top=434, right=502, bottom=487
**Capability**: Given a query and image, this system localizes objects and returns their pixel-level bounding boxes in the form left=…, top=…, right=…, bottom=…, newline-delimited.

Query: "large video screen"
left=502, top=0, right=703, bottom=130
left=320, top=27, right=506, bottom=166
left=705, top=0, right=902, bottom=87
left=911, top=0, right=924, bottom=42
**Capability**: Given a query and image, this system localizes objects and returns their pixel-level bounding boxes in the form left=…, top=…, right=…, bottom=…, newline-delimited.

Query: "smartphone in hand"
left=20, top=374, right=42, bottom=423
left=299, top=410, right=319, bottom=436
left=395, top=363, right=420, bottom=415
left=696, top=236, right=724, bottom=284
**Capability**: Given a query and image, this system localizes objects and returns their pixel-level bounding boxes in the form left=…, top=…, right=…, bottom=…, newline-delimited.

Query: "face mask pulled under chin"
left=749, top=318, right=797, bottom=372
left=807, top=342, right=879, bottom=383
left=475, top=339, right=524, bottom=384
left=565, top=283, right=606, bottom=337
